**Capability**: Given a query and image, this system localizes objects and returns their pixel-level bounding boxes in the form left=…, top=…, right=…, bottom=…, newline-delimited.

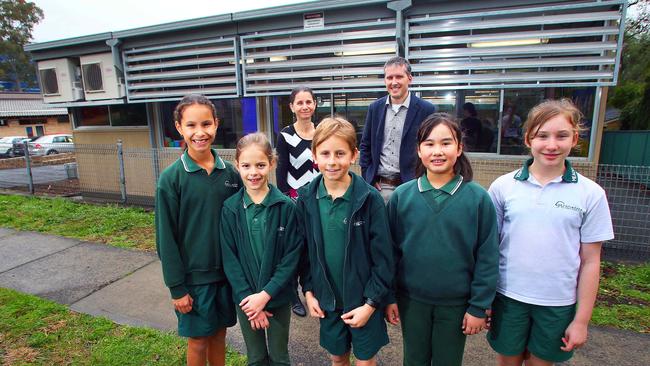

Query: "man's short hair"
left=384, top=56, right=412, bottom=77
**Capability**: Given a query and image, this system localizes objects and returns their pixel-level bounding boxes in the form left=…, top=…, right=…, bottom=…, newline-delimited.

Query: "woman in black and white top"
left=275, top=86, right=319, bottom=317
left=276, top=86, right=319, bottom=199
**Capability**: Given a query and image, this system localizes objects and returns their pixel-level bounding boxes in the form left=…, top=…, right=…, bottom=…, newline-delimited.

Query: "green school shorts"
left=175, top=282, right=236, bottom=338
left=319, top=308, right=389, bottom=361
left=487, top=294, right=576, bottom=363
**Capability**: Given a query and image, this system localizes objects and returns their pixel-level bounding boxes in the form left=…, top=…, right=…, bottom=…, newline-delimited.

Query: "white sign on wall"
left=304, top=12, right=324, bottom=29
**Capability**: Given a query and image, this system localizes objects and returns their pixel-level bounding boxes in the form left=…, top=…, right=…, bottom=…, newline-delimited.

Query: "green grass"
left=0, top=288, right=247, bottom=366
left=592, top=262, right=650, bottom=333
left=0, top=194, right=155, bottom=251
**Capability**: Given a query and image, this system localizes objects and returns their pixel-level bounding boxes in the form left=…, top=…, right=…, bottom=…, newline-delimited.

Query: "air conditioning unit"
left=80, top=53, right=125, bottom=101
left=38, top=58, right=84, bottom=103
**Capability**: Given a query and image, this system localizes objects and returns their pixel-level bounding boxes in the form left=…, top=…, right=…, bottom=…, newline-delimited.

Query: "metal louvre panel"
left=411, top=56, right=616, bottom=72
left=124, top=37, right=239, bottom=102
left=407, top=1, right=625, bottom=90
left=241, top=19, right=396, bottom=96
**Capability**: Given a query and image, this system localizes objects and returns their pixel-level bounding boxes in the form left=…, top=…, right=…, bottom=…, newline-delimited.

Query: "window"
left=160, top=97, right=255, bottom=148
left=421, top=87, right=596, bottom=156
left=74, top=104, right=148, bottom=128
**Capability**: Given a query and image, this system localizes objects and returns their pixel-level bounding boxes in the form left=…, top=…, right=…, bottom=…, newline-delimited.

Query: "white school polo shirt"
left=488, top=159, right=614, bottom=306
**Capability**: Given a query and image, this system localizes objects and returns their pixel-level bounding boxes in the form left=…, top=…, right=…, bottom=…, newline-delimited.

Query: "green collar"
left=180, top=148, right=226, bottom=173
left=417, top=174, right=464, bottom=195
left=514, top=158, right=578, bottom=183
left=317, top=176, right=353, bottom=201
left=242, top=185, right=285, bottom=209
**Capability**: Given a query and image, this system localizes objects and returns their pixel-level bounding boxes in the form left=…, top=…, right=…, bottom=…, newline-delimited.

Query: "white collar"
left=386, top=92, right=411, bottom=113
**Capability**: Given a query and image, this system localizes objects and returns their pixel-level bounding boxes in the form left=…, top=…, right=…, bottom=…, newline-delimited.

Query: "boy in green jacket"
left=296, top=117, right=394, bottom=366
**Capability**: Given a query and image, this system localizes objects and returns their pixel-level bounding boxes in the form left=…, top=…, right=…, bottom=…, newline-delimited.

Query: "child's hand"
left=385, top=303, right=400, bottom=325
left=305, top=291, right=325, bottom=318
left=240, top=291, right=271, bottom=320
left=172, top=294, right=193, bottom=314
left=485, top=309, right=492, bottom=330
left=341, top=304, right=375, bottom=328
left=462, top=312, right=486, bottom=335
left=561, top=320, right=588, bottom=351
left=249, top=310, right=274, bottom=330
left=250, top=311, right=269, bottom=330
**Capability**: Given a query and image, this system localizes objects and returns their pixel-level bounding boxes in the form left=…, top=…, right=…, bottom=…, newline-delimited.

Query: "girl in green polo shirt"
left=155, top=94, right=242, bottom=366
left=386, top=113, right=499, bottom=366
left=220, top=133, right=302, bottom=366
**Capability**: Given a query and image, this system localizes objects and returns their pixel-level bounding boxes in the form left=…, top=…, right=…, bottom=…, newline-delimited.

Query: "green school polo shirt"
left=317, top=178, right=353, bottom=309
left=418, top=174, right=464, bottom=205
left=243, top=190, right=271, bottom=269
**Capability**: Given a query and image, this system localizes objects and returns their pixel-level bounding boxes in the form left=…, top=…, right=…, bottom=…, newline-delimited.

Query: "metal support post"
left=24, top=140, right=34, bottom=194
left=117, top=140, right=127, bottom=203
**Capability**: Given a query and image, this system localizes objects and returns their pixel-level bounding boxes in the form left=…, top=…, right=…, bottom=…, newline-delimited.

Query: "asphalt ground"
left=0, top=164, right=69, bottom=188
left=0, top=228, right=648, bottom=365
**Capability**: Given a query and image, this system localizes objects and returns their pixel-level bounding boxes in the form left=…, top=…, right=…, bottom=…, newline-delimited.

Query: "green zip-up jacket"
left=220, top=185, right=302, bottom=308
left=387, top=176, right=498, bottom=318
left=155, top=149, right=241, bottom=299
left=296, top=173, right=394, bottom=312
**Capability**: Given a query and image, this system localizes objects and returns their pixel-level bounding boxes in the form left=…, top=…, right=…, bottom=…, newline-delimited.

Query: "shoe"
left=292, top=300, right=307, bottom=317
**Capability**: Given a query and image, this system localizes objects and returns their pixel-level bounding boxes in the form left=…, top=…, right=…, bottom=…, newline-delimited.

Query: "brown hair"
left=173, top=94, right=218, bottom=123
left=235, top=132, right=275, bottom=163
left=312, top=116, right=357, bottom=153
left=384, top=56, right=412, bottom=77
left=524, top=98, right=584, bottom=145
left=289, top=86, right=316, bottom=104
left=415, top=113, right=473, bottom=181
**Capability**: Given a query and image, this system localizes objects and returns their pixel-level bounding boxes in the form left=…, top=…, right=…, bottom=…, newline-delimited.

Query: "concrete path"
left=0, top=228, right=648, bottom=365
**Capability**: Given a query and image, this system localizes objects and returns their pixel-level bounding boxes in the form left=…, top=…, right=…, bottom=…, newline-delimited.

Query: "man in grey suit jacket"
left=359, top=56, right=436, bottom=202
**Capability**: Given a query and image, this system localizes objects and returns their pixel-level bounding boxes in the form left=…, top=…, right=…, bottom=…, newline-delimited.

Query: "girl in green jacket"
left=386, top=113, right=499, bottom=366
left=220, top=133, right=302, bottom=366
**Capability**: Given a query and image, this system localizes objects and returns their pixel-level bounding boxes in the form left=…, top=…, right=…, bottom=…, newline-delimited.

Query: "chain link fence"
left=0, top=143, right=648, bottom=260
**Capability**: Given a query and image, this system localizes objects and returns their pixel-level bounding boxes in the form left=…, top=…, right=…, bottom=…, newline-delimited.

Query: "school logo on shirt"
left=224, top=180, right=239, bottom=188
left=554, top=201, right=585, bottom=214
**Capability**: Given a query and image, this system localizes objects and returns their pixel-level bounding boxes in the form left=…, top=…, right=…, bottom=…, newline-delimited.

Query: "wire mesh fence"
left=0, top=143, right=648, bottom=260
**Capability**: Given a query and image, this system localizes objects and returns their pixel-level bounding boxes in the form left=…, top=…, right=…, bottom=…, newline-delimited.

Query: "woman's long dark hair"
left=415, top=113, right=473, bottom=181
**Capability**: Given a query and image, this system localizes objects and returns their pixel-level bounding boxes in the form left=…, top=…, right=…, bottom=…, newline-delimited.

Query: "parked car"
left=0, top=136, right=27, bottom=157
left=28, top=134, right=74, bottom=156
left=10, top=136, right=39, bottom=157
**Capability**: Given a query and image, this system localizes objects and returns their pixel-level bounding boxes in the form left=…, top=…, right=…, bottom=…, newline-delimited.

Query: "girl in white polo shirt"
left=487, top=99, right=614, bottom=366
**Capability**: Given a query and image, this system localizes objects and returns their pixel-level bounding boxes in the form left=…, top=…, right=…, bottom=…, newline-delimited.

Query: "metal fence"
left=1, top=143, right=648, bottom=260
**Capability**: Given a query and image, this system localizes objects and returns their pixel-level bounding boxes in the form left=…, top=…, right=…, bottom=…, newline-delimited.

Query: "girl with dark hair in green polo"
left=385, top=113, right=499, bottom=366
left=156, top=94, right=241, bottom=366
left=220, top=133, right=302, bottom=366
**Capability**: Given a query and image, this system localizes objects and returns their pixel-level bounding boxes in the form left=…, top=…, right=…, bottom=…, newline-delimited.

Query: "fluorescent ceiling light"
left=269, top=56, right=287, bottom=62
left=469, top=38, right=549, bottom=48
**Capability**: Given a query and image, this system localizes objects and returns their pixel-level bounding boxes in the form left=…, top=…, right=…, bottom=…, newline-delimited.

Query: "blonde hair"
left=235, top=132, right=275, bottom=162
left=312, top=116, right=357, bottom=152
left=524, top=98, right=584, bottom=145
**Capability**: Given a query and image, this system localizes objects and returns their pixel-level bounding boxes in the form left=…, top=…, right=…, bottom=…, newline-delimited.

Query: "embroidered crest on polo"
left=224, top=180, right=238, bottom=188
left=353, top=220, right=365, bottom=226
left=277, top=226, right=285, bottom=232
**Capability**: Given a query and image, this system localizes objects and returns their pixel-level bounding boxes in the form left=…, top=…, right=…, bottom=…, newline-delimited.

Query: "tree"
left=0, top=0, right=44, bottom=92
left=608, top=0, right=650, bottom=130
